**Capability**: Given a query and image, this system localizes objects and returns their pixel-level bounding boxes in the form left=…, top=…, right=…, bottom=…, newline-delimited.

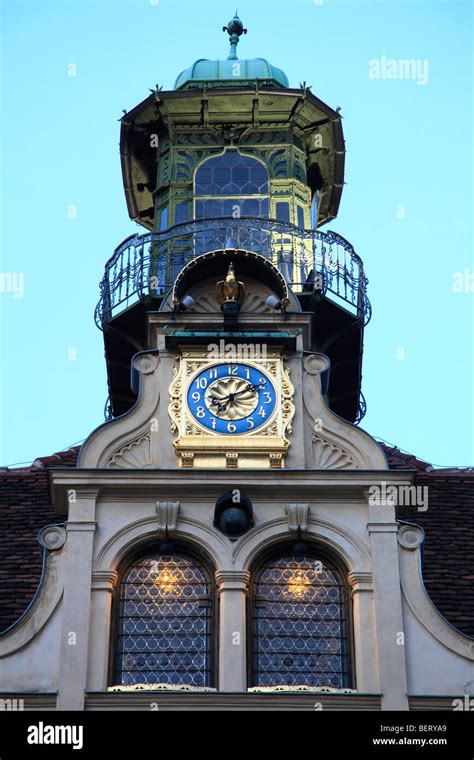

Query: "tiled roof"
left=0, top=444, right=473, bottom=640
left=378, top=442, right=432, bottom=472
left=0, top=448, right=78, bottom=632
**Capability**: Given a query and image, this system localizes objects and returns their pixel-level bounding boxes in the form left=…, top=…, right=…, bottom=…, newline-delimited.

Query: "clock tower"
left=92, top=14, right=371, bottom=472
left=5, top=11, right=472, bottom=715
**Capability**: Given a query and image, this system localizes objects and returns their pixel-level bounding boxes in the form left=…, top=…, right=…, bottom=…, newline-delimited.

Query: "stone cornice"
left=50, top=469, right=414, bottom=513
left=84, top=691, right=383, bottom=711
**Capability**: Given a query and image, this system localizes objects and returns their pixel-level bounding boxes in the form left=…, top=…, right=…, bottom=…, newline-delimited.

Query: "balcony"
left=95, top=217, right=371, bottom=329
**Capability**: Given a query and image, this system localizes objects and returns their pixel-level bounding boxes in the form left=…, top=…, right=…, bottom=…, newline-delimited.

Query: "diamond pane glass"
left=195, top=151, right=269, bottom=195
left=194, top=150, right=269, bottom=235
left=251, top=555, right=350, bottom=688
left=114, top=554, right=213, bottom=687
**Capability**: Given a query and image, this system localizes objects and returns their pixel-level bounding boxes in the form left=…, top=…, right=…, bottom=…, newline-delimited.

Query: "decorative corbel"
left=155, top=501, right=180, bottom=533
left=285, top=503, right=310, bottom=532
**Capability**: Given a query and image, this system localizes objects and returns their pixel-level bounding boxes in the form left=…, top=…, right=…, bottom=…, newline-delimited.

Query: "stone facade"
left=1, top=331, right=472, bottom=710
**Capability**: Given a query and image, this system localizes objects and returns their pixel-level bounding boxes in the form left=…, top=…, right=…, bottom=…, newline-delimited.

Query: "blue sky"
left=1, top=0, right=472, bottom=466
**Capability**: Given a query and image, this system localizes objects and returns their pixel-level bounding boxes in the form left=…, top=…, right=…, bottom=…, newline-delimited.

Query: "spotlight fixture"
left=179, top=294, right=195, bottom=311
left=157, top=528, right=175, bottom=556
left=265, top=294, right=281, bottom=310
left=214, top=490, right=254, bottom=537
left=291, top=527, right=308, bottom=557
left=265, top=294, right=290, bottom=311
left=173, top=294, right=195, bottom=312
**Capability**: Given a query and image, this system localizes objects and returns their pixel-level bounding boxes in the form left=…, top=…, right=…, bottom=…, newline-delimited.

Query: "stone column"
left=368, top=501, right=409, bottom=710
left=57, top=490, right=98, bottom=711
left=348, top=571, right=378, bottom=693
left=87, top=570, right=119, bottom=691
left=215, top=570, right=250, bottom=692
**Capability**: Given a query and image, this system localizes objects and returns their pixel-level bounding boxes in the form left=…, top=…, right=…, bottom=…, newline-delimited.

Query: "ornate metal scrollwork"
left=95, top=217, right=370, bottom=330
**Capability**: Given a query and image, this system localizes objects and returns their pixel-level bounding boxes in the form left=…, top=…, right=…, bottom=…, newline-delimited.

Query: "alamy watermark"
left=0, top=697, right=24, bottom=711
left=207, top=339, right=268, bottom=361
left=0, top=272, right=24, bottom=299
left=452, top=268, right=474, bottom=293
left=368, top=482, right=428, bottom=511
left=27, top=722, right=83, bottom=750
left=369, top=55, right=429, bottom=86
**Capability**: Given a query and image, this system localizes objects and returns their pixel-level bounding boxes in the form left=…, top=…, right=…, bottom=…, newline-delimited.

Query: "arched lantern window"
left=195, top=149, right=269, bottom=220
left=250, top=550, right=351, bottom=688
left=193, top=150, right=270, bottom=255
left=113, top=551, right=214, bottom=688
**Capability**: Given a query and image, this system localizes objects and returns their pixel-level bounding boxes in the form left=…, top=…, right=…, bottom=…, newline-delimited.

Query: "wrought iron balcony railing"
left=95, top=217, right=371, bottom=328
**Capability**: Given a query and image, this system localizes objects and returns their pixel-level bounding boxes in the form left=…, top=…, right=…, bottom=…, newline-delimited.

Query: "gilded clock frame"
left=168, top=347, right=295, bottom=469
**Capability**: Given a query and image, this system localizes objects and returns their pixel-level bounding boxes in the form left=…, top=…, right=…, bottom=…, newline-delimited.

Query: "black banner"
left=0, top=709, right=473, bottom=758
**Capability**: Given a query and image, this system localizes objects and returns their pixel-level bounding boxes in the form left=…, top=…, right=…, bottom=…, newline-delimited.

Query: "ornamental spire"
left=223, top=12, right=247, bottom=60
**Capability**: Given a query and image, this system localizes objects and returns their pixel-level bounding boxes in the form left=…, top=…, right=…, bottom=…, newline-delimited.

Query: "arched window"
left=251, top=550, right=351, bottom=688
left=195, top=150, right=269, bottom=220
left=113, top=551, right=214, bottom=688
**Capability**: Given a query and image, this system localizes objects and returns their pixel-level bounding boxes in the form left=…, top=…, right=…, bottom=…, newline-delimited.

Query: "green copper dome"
left=174, top=14, right=289, bottom=90
left=175, top=57, right=289, bottom=90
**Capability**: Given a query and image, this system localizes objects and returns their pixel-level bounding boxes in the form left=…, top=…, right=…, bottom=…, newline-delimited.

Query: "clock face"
left=186, top=363, right=277, bottom=435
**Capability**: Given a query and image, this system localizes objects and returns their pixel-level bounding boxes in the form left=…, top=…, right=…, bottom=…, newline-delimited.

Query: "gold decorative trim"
left=247, top=685, right=356, bottom=694
left=108, top=684, right=217, bottom=693
left=168, top=349, right=295, bottom=469
left=226, top=452, right=239, bottom=468
left=181, top=452, right=194, bottom=468
left=168, top=362, right=183, bottom=434
left=269, top=452, right=283, bottom=469
left=281, top=365, right=295, bottom=437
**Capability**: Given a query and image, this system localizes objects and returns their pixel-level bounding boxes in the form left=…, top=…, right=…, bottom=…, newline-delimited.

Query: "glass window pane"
left=275, top=202, right=290, bottom=223
left=175, top=203, right=189, bottom=224
left=159, top=207, right=168, bottom=231
left=251, top=554, right=350, bottom=688
left=297, top=206, right=305, bottom=229
left=114, top=554, right=213, bottom=687
left=195, top=151, right=269, bottom=196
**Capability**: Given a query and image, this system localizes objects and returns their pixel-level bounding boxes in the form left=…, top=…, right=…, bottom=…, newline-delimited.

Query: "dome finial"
left=222, top=12, right=247, bottom=61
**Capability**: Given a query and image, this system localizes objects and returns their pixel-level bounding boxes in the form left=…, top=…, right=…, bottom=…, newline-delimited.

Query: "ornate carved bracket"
left=285, top=503, right=310, bottom=532
left=155, top=501, right=180, bottom=533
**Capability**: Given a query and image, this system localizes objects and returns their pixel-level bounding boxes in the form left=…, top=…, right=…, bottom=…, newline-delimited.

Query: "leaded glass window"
left=251, top=553, right=350, bottom=688
left=194, top=150, right=269, bottom=221
left=114, top=553, right=214, bottom=687
left=195, top=150, right=269, bottom=196
left=194, top=151, right=270, bottom=253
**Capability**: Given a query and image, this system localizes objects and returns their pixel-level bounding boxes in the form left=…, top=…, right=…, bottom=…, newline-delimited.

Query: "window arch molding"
left=248, top=541, right=354, bottom=690
left=232, top=517, right=371, bottom=577
left=94, top=513, right=230, bottom=575
left=109, top=539, right=217, bottom=689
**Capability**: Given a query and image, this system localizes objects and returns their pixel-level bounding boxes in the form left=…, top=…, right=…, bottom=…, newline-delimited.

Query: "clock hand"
left=210, top=387, right=252, bottom=408
left=208, top=383, right=265, bottom=414
left=208, top=396, right=228, bottom=413
left=231, top=383, right=264, bottom=398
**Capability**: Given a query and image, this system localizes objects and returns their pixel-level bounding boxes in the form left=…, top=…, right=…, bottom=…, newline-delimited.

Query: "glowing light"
left=155, top=566, right=178, bottom=595
left=287, top=569, right=311, bottom=598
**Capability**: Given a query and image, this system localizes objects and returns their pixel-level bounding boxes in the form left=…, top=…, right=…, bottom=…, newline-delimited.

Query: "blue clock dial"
left=187, top=363, right=277, bottom=435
